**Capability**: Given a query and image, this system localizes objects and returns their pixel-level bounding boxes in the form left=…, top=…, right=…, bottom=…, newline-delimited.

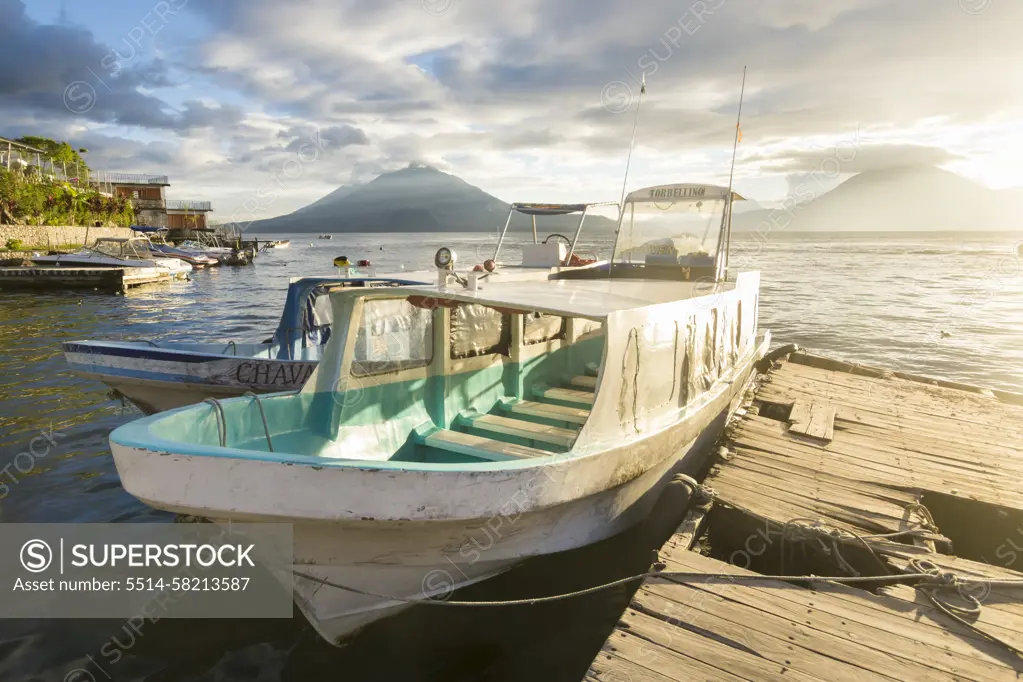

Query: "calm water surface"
left=1, top=230, right=1021, bottom=681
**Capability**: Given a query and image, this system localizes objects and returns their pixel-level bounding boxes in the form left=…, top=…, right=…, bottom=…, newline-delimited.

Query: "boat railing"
left=167, top=200, right=213, bottom=211
left=201, top=394, right=280, bottom=452
left=243, top=392, right=275, bottom=452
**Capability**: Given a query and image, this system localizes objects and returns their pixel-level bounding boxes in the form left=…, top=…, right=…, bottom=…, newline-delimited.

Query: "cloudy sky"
left=3, top=0, right=1021, bottom=222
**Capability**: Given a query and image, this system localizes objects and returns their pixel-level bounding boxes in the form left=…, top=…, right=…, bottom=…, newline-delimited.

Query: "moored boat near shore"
left=31, top=237, right=192, bottom=278
left=63, top=276, right=425, bottom=413
left=107, top=183, right=769, bottom=644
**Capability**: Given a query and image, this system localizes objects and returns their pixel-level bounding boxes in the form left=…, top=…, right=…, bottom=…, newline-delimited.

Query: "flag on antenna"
left=640, top=73, right=646, bottom=94
left=737, top=124, right=742, bottom=143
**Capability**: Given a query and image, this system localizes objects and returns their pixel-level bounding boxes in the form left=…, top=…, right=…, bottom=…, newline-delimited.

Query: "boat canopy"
left=613, top=183, right=744, bottom=282
left=493, top=200, right=620, bottom=265
left=509, top=203, right=589, bottom=216
left=130, top=225, right=168, bottom=233
left=623, top=184, right=744, bottom=204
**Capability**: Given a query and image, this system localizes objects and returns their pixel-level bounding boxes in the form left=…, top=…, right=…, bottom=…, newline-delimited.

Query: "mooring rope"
left=291, top=566, right=1023, bottom=606
left=292, top=563, right=1023, bottom=659
left=906, top=557, right=1023, bottom=658
left=292, top=568, right=937, bottom=608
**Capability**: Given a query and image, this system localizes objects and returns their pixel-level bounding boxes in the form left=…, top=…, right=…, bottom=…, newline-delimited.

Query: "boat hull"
left=109, top=332, right=767, bottom=642
left=63, top=342, right=317, bottom=413
left=32, top=255, right=158, bottom=268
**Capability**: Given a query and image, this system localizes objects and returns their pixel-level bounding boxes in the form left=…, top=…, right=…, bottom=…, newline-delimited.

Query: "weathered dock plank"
left=587, top=351, right=1023, bottom=681
left=0, top=266, right=172, bottom=293
left=590, top=549, right=1023, bottom=681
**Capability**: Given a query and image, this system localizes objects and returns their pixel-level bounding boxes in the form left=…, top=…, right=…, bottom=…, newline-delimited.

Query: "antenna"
left=610, top=73, right=647, bottom=266
left=715, top=66, right=746, bottom=282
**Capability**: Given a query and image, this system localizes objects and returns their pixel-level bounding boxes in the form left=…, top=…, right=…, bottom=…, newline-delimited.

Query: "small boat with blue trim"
left=62, top=276, right=424, bottom=414
left=108, top=183, right=770, bottom=644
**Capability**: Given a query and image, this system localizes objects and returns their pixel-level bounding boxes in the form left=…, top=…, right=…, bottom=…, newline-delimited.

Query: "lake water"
left=1, top=230, right=1021, bottom=681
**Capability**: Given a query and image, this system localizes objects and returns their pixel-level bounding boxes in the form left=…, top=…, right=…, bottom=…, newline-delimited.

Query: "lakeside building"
left=91, top=173, right=213, bottom=229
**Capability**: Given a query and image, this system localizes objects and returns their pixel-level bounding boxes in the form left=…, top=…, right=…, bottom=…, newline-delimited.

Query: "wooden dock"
left=587, top=350, right=1023, bottom=681
left=0, top=266, right=172, bottom=293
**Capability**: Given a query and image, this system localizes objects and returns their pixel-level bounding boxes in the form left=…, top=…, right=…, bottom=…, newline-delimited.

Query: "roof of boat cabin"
left=387, top=278, right=737, bottom=318
left=625, top=183, right=745, bottom=204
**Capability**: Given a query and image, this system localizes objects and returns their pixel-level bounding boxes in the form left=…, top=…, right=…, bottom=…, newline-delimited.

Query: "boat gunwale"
left=109, top=331, right=770, bottom=475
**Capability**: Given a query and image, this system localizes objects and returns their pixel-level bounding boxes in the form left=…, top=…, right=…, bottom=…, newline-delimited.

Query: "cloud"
left=0, top=0, right=234, bottom=132
left=748, top=144, right=962, bottom=174
left=5, top=0, right=1023, bottom=218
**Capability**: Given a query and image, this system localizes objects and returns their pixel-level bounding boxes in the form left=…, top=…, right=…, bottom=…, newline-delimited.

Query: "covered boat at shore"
left=31, top=236, right=193, bottom=278
left=63, top=276, right=425, bottom=413
left=107, top=183, right=769, bottom=644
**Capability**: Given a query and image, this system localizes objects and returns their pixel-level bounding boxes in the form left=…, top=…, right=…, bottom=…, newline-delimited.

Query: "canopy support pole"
left=492, top=209, right=516, bottom=263
left=531, top=216, right=537, bottom=245
left=565, top=207, right=589, bottom=265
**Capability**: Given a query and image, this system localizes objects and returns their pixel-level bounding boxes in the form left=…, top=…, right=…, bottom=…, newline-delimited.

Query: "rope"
left=775, top=518, right=892, bottom=578
left=244, top=392, right=274, bottom=452
left=293, top=559, right=1023, bottom=659
left=202, top=398, right=226, bottom=447
left=292, top=567, right=1020, bottom=608
left=670, top=476, right=1023, bottom=659
left=906, top=558, right=1023, bottom=659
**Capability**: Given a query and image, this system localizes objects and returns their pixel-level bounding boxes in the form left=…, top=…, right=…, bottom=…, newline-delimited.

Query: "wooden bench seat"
left=532, top=386, right=595, bottom=406
left=458, top=412, right=577, bottom=448
left=419, top=428, right=549, bottom=461
left=570, top=375, right=597, bottom=390
left=499, top=399, right=590, bottom=425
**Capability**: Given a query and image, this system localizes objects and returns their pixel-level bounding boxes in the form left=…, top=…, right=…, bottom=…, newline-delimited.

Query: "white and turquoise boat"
left=107, top=184, right=770, bottom=644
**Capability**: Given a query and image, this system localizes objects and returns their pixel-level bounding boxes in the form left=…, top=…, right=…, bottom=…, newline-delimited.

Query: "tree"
left=15, top=136, right=90, bottom=175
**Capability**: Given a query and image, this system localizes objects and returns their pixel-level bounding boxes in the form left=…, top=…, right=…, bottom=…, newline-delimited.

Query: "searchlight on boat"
left=434, top=247, right=456, bottom=269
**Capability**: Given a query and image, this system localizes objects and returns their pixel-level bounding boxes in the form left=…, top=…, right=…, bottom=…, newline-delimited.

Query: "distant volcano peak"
left=405, top=161, right=440, bottom=171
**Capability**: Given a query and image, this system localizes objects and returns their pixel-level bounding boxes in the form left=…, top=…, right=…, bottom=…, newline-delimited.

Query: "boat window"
left=450, top=304, right=510, bottom=358
left=351, top=298, right=433, bottom=376
left=523, top=312, right=566, bottom=345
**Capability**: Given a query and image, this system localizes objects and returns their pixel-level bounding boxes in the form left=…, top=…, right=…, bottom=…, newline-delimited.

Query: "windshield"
left=614, top=197, right=727, bottom=266
left=93, top=241, right=128, bottom=258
